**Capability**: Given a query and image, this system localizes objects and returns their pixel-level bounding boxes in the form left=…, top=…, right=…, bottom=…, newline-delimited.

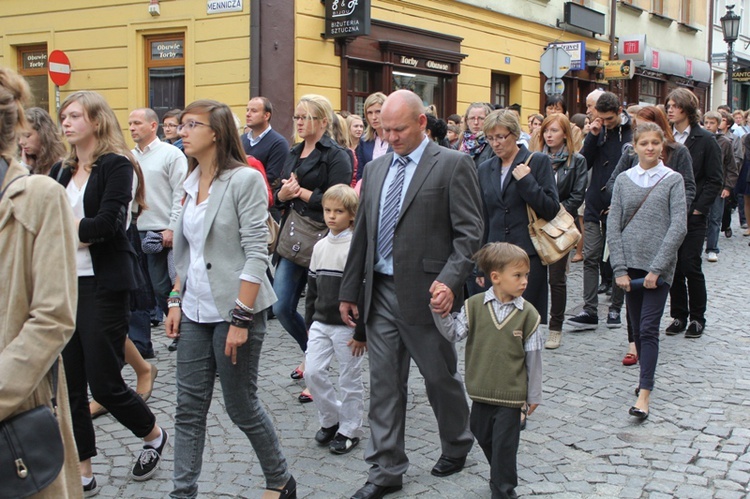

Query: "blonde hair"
left=474, top=242, right=530, bottom=276
left=295, top=94, right=334, bottom=142
left=0, top=67, right=30, bottom=157
left=322, top=183, right=359, bottom=220
left=633, top=122, right=665, bottom=144
left=59, top=91, right=147, bottom=211
left=331, top=113, right=351, bottom=149
left=363, top=92, right=387, bottom=141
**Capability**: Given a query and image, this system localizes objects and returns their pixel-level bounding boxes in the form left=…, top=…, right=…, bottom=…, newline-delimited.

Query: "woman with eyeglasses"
left=273, top=94, right=352, bottom=403
left=459, top=102, right=495, bottom=168
left=162, top=109, right=184, bottom=152
left=166, top=100, right=296, bottom=498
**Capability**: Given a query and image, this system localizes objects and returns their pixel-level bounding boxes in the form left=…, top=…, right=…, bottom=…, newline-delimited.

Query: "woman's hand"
left=278, top=174, right=301, bottom=202
left=644, top=272, right=660, bottom=289
left=225, top=325, right=249, bottom=365
left=512, top=161, right=531, bottom=180
left=165, top=307, right=181, bottom=338
left=615, top=275, right=631, bottom=292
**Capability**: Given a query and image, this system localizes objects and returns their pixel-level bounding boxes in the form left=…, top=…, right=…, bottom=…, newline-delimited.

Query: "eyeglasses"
left=161, top=123, right=178, bottom=129
left=467, top=116, right=485, bottom=122
left=293, top=115, right=320, bottom=121
left=177, top=120, right=209, bottom=133
left=486, top=133, right=514, bottom=143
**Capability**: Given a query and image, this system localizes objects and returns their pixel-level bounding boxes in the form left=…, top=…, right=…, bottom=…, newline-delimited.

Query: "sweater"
left=607, top=170, right=687, bottom=285
left=463, top=294, right=540, bottom=408
left=241, top=127, right=290, bottom=187
left=305, top=229, right=365, bottom=341
left=581, top=113, right=633, bottom=223
left=133, top=139, right=187, bottom=231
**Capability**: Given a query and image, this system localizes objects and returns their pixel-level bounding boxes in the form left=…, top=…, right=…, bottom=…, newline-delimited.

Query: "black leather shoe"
left=350, top=482, right=402, bottom=499
left=431, top=454, right=467, bottom=477
left=168, top=338, right=179, bottom=351
left=314, top=424, right=339, bottom=445
left=629, top=406, right=649, bottom=420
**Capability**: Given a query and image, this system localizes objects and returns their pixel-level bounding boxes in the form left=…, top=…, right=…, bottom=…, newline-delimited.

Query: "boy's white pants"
left=305, top=321, right=364, bottom=439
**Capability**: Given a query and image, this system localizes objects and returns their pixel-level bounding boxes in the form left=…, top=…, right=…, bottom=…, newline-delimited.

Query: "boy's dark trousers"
left=470, top=401, right=522, bottom=499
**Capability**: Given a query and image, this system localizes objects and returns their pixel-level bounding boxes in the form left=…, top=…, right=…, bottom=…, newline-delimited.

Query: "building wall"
left=295, top=0, right=609, bottom=119
left=0, top=0, right=251, bottom=143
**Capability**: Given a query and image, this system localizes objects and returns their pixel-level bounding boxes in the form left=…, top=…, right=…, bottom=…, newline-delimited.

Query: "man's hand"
left=589, top=117, right=603, bottom=136
left=615, top=275, right=631, bottom=292
left=429, top=281, right=454, bottom=317
left=721, top=189, right=731, bottom=199
left=161, top=229, right=174, bottom=248
left=340, top=301, right=359, bottom=328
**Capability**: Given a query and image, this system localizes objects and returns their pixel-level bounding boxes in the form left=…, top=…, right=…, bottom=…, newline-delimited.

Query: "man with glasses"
left=129, top=107, right=188, bottom=353
left=161, top=109, right=184, bottom=151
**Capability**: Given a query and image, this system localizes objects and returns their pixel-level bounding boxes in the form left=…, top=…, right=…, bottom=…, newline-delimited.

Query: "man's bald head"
left=380, top=90, right=427, bottom=156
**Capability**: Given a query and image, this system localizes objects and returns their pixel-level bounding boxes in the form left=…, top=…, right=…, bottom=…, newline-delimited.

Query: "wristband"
left=168, top=302, right=181, bottom=308
left=169, top=290, right=180, bottom=298
left=234, top=298, right=254, bottom=314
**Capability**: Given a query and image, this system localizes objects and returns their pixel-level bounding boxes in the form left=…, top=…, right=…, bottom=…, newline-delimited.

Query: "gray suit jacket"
left=340, top=140, right=484, bottom=325
left=174, top=166, right=276, bottom=319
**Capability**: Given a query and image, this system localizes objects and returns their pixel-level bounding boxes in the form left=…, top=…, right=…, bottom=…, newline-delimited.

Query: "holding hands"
left=429, top=281, right=454, bottom=317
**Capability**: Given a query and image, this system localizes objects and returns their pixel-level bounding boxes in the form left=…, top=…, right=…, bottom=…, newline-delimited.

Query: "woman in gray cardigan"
left=166, top=100, right=296, bottom=498
left=608, top=122, right=687, bottom=421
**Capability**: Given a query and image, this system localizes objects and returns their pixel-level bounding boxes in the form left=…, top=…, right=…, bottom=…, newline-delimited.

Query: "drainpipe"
left=609, top=0, right=617, bottom=59
left=708, top=0, right=715, bottom=109
left=250, top=0, right=260, bottom=97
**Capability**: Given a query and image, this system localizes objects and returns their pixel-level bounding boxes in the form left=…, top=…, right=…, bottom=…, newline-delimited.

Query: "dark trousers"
left=62, top=277, right=156, bottom=461
left=140, top=231, right=172, bottom=316
left=547, top=253, right=569, bottom=331
left=625, top=269, right=670, bottom=392
left=669, top=213, right=707, bottom=325
left=471, top=402, right=521, bottom=499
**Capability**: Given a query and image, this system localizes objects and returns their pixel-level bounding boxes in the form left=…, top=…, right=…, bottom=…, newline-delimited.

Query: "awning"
left=619, top=35, right=711, bottom=83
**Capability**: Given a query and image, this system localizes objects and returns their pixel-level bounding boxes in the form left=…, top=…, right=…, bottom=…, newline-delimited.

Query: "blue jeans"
left=705, top=195, right=724, bottom=254
left=171, top=313, right=290, bottom=498
left=128, top=309, right=154, bottom=357
left=271, top=257, right=308, bottom=352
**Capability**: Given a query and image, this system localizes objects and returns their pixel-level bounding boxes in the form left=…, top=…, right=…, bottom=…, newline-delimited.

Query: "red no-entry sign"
left=48, top=50, right=71, bottom=86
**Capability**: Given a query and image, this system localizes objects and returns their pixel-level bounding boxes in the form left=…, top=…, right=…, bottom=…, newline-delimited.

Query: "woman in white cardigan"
left=166, top=100, right=295, bottom=499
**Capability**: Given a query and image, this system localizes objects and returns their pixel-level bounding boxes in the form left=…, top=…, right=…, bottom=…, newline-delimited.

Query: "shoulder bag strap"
left=622, top=173, right=668, bottom=230
left=524, top=152, right=539, bottom=224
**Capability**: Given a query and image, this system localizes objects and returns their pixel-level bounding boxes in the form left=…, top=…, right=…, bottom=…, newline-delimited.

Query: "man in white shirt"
left=129, top=108, right=188, bottom=353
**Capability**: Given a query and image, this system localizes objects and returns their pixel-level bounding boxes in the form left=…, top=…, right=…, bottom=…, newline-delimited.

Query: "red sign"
left=651, top=50, right=660, bottom=70
left=686, top=59, right=693, bottom=77
left=623, top=41, right=639, bottom=55
left=48, top=50, right=71, bottom=86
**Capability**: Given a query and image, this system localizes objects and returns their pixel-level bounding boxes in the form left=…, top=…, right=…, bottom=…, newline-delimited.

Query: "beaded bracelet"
left=234, top=298, right=254, bottom=315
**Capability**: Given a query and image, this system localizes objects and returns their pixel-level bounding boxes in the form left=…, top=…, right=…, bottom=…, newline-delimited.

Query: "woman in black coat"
left=531, top=114, right=588, bottom=349
left=476, top=110, right=559, bottom=323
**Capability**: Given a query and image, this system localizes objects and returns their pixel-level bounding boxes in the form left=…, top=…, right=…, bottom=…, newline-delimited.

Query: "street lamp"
left=721, top=4, right=741, bottom=109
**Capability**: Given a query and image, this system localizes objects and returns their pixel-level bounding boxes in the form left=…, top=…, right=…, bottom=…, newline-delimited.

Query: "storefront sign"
left=603, top=60, right=634, bottom=80
left=207, top=0, right=242, bottom=14
left=151, top=40, right=184, bottom=60
left=23, top=50, right=47, bottom=70
left=395, top=54, right=453, bottom=74
left=324, top=0, right=371, bottom=39
left=651, top=50, right=660, bottom=70
left=733, top=69, right=750, bottom=82
left=548, top=41, right=586, bottom=71
left=619, top=34, right=646, bottom=61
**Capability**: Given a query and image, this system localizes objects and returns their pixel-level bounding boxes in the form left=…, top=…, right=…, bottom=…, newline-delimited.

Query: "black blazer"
left=684, top=124, right=723, bottom=215
left=50, top=153, right=140, bottom=291
left=477, top=145, right=559, bottom=256
left=354, top=139, right=374, bottom=181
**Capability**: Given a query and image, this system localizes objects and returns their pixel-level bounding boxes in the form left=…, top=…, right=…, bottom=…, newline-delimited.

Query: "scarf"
left=543, top=145, right=570, bottom=171
left=460, top=131, right=488, bottom=157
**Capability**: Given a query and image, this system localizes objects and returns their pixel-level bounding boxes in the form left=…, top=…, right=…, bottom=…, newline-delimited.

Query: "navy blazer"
left=50, top=153, right=140, bottom=291
left=477, top=145, right=559, bottom=256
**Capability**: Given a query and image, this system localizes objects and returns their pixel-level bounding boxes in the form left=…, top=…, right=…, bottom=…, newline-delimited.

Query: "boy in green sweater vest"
left=432, top=242, right=544, bottom=499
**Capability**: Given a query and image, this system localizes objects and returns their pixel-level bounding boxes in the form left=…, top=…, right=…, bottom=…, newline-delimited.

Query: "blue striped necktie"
left=377, top=155, right=409, bottom=259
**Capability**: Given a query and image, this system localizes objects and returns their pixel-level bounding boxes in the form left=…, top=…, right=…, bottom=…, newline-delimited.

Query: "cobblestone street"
left=91, top=220, right=750, bottom=498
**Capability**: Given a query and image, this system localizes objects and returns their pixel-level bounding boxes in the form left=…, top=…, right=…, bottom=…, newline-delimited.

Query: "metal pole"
left=55, top=85, right=60, bottom=113
left=728, top=41, right=734, bottom=109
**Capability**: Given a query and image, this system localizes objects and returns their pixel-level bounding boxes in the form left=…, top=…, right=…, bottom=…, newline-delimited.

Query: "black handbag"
left=275, top=208, right=328, bottom=268
left=0, top=364, right=64, bottom=499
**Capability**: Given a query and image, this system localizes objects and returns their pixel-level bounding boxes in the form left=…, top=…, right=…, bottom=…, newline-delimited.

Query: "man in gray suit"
left=339, top=90, right=484, bottom=499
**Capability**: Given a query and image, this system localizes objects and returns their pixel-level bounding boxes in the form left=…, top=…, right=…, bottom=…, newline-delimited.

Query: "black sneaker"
left=329, top=433, right=360, bottom=455
left=131, top=429, right=169, bottom=481
left=567, top=311, right=598, bottom=330
left=315, top=424, right=339, bottom=445
left=168, top=338, right=179, bottom=351
left=665, top=318, right=686, bottom=335
left=83, top=476, right=99, bottom=497
left=606, top=310, right=622, bottom=329
left=684, top=320, right=704, bottom=339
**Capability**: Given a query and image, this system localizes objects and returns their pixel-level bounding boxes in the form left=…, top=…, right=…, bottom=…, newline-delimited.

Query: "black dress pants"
left=669, top=213, right=708, bottom=325
left=471, top=402, right=521, bottom=499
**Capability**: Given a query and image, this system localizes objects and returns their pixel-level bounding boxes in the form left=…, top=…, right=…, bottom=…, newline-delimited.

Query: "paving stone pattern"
left=91, top=221, right=750, bottom=498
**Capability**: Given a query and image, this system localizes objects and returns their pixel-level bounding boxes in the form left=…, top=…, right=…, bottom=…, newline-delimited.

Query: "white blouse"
left=66, top=179, right=94, bottom=277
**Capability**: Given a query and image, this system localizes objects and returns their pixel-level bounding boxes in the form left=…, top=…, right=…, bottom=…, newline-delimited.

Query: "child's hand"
left=526, top=403, right=539, bottom=417
left=348, top=339, right=367, bottom=357
left=429, top=281, right=454, bottom=317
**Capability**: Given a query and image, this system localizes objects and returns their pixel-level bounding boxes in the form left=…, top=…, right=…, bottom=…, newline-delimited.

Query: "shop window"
left=639, top=78, right=661, bottom=105
left=146, top=34, right=185, bottom=128
left=347, top=65, right=379, bottom=116
left=17, top=44, right=49, bottom=110
left=491, top=73, right=510, bottom=109
left=392, top=71, right=445, bottom=116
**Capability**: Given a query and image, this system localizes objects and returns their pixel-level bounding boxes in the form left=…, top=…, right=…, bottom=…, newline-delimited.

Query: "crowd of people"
left=0, top=59, right=742, bottom=498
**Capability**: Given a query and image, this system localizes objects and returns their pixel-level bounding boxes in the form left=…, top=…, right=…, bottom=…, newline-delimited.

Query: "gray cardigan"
left=607, top=171, right=687, bottom=286
left=606, top=143, right=696, bottom=210
left=174, top=166, right=276, bottom=319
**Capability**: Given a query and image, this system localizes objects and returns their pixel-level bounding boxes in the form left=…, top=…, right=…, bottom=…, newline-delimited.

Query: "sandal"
left=622, top=353, right=638, bottom=366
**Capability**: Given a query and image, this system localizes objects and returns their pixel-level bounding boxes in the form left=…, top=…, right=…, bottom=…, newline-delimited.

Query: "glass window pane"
left=149, top=66, right=185, bottom=124
left=26, top=75, right=49, bottom=110
left=392, top=72, right=443, bottom=114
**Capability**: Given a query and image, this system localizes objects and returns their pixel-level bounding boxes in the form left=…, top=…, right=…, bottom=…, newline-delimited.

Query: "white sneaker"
left=707, top=252, right=718, bottom=262
left=545, top=330, right=562, bottom=349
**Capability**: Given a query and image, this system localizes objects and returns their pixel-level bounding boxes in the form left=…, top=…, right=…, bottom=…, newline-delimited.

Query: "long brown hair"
left=0, top=67, right=30, bottom=158
left=24, top=107, right=66, bottom=175
left=180, top=99, right=248, bottom=180
left=635, top=105, right=678, bottom=165
left=532, top=114, right=576, bottom=167
left=59, top=91, right=147, bottom=211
